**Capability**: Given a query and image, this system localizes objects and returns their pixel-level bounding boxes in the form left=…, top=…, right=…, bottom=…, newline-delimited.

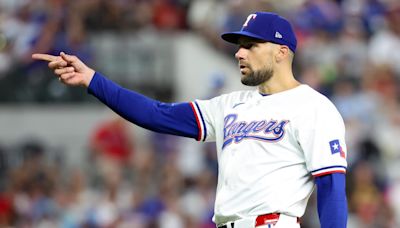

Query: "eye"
left=241, top=43, right=254, bottom=49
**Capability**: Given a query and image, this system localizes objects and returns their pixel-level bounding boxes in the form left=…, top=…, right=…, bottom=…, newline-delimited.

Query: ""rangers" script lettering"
left=223, top=114, right=289, bottom=149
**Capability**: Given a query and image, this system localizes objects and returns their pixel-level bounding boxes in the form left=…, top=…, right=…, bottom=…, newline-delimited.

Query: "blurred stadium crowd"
left=1, top=0, right=400, bottom=227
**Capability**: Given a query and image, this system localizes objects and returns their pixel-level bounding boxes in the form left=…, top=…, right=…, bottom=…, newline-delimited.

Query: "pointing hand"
left=32, top=52, right=95, bottom=87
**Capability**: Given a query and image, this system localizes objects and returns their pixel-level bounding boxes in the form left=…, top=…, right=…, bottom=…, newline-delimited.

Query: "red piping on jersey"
left=189, top=102, right=202, bottom=141
left=313, top=170, right=346, bottom=177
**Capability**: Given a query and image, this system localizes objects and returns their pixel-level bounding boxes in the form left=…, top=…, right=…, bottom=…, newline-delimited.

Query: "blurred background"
left=0, top=0, right=400, bottom=227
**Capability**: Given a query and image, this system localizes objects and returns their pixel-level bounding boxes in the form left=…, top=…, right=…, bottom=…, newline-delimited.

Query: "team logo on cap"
left=243, top=14, right=257, bottom=27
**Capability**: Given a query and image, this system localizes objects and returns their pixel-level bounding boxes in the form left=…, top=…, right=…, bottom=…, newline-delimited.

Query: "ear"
left=276, top=45, right=290, bottom=62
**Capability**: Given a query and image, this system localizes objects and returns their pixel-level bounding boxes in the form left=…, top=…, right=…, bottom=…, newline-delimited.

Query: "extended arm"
left=88, top=72, right=198, bottom=138
left=315, top=173, right=347, bottom=228
left=32, top=52, right=199, bottom=139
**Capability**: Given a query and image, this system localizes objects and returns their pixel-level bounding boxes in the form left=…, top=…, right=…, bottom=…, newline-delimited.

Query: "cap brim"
left=221, top=31, right=268, bottom=44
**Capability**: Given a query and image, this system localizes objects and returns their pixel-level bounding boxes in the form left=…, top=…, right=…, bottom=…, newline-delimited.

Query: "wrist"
left=84, top=69, right=95, bottom=88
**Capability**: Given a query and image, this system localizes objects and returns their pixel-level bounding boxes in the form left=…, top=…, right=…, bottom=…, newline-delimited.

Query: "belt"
left=255, top=213, right=280, bottom=226
left=218, top=213, right=299, bottom=228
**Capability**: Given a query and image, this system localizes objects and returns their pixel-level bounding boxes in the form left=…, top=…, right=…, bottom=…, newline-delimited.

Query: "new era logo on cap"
left=221, top=12, right=297, bottom=53
left=275, top=31, right=283, bottom=39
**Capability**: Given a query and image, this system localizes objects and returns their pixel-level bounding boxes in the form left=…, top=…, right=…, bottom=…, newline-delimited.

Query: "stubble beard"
left=241, top=67, right=274, bottom=86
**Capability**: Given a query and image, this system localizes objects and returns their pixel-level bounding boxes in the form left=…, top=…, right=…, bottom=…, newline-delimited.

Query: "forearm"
left=87, top=72, right=198, bottom=138
left=316, top=173, right=348, bottom=228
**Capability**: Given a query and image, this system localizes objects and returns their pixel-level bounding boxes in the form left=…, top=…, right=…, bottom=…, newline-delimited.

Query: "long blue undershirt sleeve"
left=315, top=173, right=348, bottom=228
left=87, top=72, right=199, bottom=139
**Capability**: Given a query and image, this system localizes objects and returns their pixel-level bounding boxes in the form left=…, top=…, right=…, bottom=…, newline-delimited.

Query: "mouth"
left=239, top=63, right=249, bottom=74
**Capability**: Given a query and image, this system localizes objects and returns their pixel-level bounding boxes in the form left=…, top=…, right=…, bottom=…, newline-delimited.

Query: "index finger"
left=32, top=53, right=58, bottom=62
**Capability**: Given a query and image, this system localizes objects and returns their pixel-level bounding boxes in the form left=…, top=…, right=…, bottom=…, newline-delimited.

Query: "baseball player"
left=32, top=12, right=347, bottom=228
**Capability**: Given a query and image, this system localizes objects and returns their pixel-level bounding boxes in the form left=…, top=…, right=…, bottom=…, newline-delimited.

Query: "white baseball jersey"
left=190, top=84, right=347, bottom=225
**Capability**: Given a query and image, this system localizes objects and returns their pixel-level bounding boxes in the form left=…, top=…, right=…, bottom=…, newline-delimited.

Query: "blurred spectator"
left=347, top=161, right=396, bottom=227
left=85, top=182, right=121, bottom=227
left=187, top=0, right=231, bottom=50
left=0, top=188, right=13, bottom=226
left=9, top=140, right=59, bottom=227
left=389, top=177, right=400, bottom=226
left=336, top=17, right=369, bottom=79
left=368, top=3, right=400, bottom=75
left=0, top=0, right=93, bottom=102
left=89, top=117, right=135, bottom=187
left=363, top=65, right=400, bottom=164
left=294, top=0, right=344, bottom=35
left=83, top=0, right=128, bottom=31
left=55, top=169, right=92, bottom=228
left=152, top=0, right=187, bottom=30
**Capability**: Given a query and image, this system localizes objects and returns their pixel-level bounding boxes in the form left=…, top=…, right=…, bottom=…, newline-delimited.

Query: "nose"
left=235, top=47, right=246, bottom=60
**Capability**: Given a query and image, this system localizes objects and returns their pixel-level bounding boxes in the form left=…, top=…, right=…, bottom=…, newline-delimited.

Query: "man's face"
left=235, top=37, right=275, bottom=86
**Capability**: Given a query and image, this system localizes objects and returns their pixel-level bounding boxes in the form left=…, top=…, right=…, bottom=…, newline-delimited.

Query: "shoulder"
left=299, top=85, right=338, bottom=109
left=219, top=90, right=256, bottom=101
left=201, top=89, right=256, bottom=105
left=293, top=86, right=344, bottom=124
left=193, top=90, right=257, bottom=112
left=302, top=86, right=345, bottom=123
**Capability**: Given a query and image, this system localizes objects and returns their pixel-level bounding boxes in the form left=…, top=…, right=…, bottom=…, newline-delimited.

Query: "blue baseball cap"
left=221, top=12, right=297, bottom=53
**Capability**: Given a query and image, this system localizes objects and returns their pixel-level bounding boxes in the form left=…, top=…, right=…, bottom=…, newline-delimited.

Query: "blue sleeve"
left=87, top=72, right=199, bottom=139
left=315, top=173, right=347, bottom=228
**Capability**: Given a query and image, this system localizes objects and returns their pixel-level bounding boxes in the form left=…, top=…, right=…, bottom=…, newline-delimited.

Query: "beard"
left=241, top=67, right=274, bottom=86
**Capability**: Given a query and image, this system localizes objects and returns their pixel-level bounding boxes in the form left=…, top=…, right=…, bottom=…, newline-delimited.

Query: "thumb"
left=60, top=52, right=75, bottom=64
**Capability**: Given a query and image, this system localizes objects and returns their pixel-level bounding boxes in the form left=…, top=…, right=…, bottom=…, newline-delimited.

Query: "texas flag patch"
left=329, top=139, right=346, bottom=158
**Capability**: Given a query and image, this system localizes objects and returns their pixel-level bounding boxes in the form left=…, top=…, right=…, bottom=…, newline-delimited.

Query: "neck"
left=258, top=68, right=300, bottom=94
